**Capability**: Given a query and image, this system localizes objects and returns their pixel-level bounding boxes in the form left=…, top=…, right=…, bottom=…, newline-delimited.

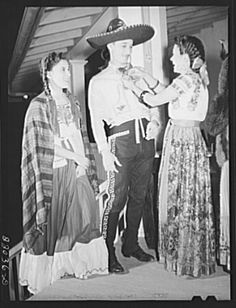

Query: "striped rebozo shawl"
left=21, top=92, right=99, bottom=251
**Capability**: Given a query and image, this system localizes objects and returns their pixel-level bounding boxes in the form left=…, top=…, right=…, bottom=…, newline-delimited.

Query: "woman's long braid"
left=40, top=56, right=48, bottom=96
left=43, top=70, right=51, bottom=98
left=40, top=53, right=63, bottom=135
left=40, top=52, right=63, bottom=98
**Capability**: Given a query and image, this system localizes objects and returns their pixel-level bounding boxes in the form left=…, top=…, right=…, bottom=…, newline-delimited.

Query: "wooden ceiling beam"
left=12, top=72, right=40, bottom=87
left=40, top=7, right=104, bottom=25
left=167, top=7, right=228, bottom=26
left=30, top=28, right=82, bottom=48
left=16, top=67, right=39, bottom=77
left=67, top=7, right=118, bottom=60
left=166, top=6, right=215, bottom=18
left=168, top=22, right=223, bottom=42
left=20, top=59, right=39, bottom=69
left=168, top=12, right=228, bottom=33
left=35, top=16, right=92, bottom=37
left=12, top=71, right=40, bottom=81
left=27, top=39, right=74, bottom=56
left=22, top=48, right=68, bottom=63
left=8, top=7, right=45, bottom=84
left=44, top=7, right=59, bottom=11
left=17, top=64, right=39, bottom=73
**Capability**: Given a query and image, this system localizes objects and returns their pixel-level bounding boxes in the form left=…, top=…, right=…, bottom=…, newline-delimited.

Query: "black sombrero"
left=86, top=18, right=155, bottom=49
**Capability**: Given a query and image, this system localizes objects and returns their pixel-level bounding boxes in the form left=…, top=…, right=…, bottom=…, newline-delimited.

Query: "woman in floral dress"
left=19, top=52, right=108, bottom=295
left=123, top=35, right=216, bottom=277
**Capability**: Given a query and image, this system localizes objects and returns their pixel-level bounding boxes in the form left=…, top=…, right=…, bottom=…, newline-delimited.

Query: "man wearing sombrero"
left=87, top=18, right=159, bottom=274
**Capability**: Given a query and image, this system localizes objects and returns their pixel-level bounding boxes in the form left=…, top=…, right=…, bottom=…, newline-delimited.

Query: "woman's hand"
left=127, top=66, right=147, bottom=81
left=128, top=66, right=159, bottom=91
left=122, top=75, right=136, bottom=91
left=73, top=153, right=90, bottom=170
left=54, top=144, right=90, bottom=169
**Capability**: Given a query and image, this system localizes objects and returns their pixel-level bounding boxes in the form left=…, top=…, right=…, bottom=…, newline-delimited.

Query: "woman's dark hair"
left=39, top=52, right=78, bottom=136
left=40, top=52, right=68, bottom=96
left=174, top=35, right=205, bottom=72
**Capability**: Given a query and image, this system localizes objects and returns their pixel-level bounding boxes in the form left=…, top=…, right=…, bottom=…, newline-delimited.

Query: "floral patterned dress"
left=158, top=72, right=216, bottom=277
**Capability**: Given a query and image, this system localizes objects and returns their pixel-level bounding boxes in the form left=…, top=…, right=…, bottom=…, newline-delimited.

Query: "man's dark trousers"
left=102, top=119, right=155, bottom=259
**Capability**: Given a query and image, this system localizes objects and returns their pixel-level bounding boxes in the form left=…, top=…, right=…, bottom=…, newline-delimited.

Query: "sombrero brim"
left=86, top=24, right=154, bottom=49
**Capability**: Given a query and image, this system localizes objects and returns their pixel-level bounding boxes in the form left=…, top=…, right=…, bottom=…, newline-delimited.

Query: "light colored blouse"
left=168, top=72, right=209, bottom=121
left=53, top=102, right=86, bottom=177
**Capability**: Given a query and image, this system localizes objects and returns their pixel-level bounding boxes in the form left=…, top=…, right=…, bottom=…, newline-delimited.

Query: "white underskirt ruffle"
left=19, top=236, right=108, bottom=295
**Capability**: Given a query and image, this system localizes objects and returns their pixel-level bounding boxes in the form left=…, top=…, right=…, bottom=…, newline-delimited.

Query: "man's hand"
left=145, top=120, right=159, bottom=140
left=101, top=149, right=122, bottom=173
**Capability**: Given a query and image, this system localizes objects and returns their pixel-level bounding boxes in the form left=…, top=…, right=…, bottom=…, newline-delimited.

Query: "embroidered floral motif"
left=170, top=72, right=202, bottom=112
left=186, top=72, right=201, bottom=111
left=57, top=103, right=74, bottom=126
left=171, top=82, right=185, bottom=96
left=171, top=97, right=180, bottom=109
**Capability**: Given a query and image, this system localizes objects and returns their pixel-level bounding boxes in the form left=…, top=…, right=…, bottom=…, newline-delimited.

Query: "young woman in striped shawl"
left=19, top=52, right=108, bottom=295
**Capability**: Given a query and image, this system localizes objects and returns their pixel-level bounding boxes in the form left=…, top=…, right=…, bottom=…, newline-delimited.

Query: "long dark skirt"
left=19, top=160, right=108, bottom=294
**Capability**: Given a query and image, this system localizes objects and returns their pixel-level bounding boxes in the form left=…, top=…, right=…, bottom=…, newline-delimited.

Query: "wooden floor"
left=29, top=238, right=230, bottom=301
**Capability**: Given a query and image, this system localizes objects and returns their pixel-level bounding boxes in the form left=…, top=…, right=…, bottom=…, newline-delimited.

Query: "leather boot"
left=105, top=212, right=126, bottom=274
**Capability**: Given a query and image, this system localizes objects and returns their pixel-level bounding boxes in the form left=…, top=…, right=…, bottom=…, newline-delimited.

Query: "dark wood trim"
left=8, top=7, right=45, bottom=86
